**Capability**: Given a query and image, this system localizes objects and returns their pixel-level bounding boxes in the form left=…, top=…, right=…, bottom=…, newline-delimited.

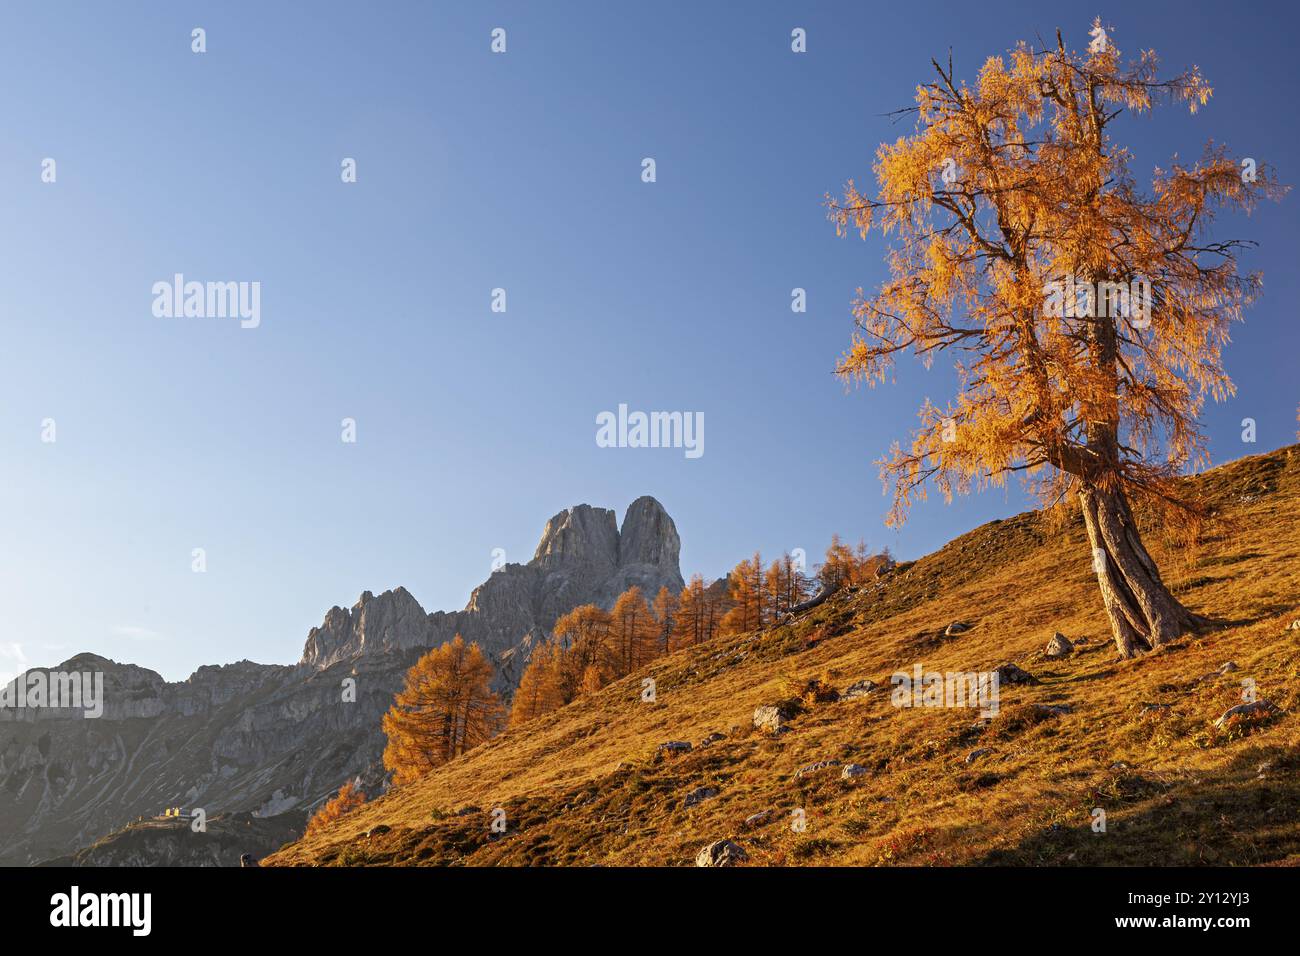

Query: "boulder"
left=752, top=706, right=787, bottom=734
left=695, top=840, right=748, bottom=867
left=840, top=680, right=877, bottom=700
left=965, top=748, right=992, bottom=764
left=794, top=759, right=841, bottom=779
left=743, top=810, right=773, bottom=828
left=682, top=786, right=719, bottom=808
left=944, top=621, right=972, bottom=638
left=1044, top=632, right=1073, bottom=658
left=1217, top=661, right=1239, bottom=675
left=1214, top=700, right=1280, bottom=728
left=993, top=663, right=1039, bottom=685
left=657, top=741, right=692, bottom=757
left=698, top=732, right=727, bottom=748
left=840, top=763, right=868, bottom=780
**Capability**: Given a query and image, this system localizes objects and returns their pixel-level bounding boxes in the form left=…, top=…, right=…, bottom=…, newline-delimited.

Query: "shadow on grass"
left=973, top=741, right=1300, bottom=866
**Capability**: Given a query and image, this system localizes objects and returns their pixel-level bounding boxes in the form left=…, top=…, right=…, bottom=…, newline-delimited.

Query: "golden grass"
left=265, top=445, right=1300, bottom=867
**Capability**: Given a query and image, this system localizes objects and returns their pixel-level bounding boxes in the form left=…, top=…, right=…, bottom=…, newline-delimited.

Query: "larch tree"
left=610, top=585, right=657, bottom=677
left=509, top=641, right=562, bottom=727
left=381, top=635, right=503, bottom=784
left=827, top=21, right=1281, bottom=658
left=672, top=574, right=721, bottom=649
left=765, top=553, right=811, bottom=618
left=819, top=535, right=859, bottom=590
left=721, top=553, right=766, bottom=635
left=305, top=779, right=366, bottom=837
left=551, top=604, right=613, bottom=702
left=652, top=585, right=679, bottom=655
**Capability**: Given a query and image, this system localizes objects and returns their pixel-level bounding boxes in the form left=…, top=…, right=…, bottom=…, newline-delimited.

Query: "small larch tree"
left=827, top=21, right=1281, bottom=657
left=306, top=779, right=366, bottom=837
left=508, top=641, right=562, bottom=727
left=609, top=585, right=657, bottom=677
left=652, top=585, right=679, bottom=655
left=382, top=635, right=503, bottom=784
left=721, top=553, right=766, bottom=635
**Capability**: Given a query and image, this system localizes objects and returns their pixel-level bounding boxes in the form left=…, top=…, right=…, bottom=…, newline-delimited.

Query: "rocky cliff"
left=0, top=497, right=682, bottom=865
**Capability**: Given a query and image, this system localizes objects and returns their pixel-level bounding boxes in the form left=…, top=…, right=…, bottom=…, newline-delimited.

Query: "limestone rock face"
left=431, top=497, right=684, bottom=691
left=300, top=587, right=432, bottom=669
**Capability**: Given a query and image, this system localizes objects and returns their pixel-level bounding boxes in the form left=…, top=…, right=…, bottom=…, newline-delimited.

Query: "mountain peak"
left=299, top=587, right=431, bottom=669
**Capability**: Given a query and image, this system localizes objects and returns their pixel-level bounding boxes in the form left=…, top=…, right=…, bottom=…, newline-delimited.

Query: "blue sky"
left=1, top=1, right=1295, bottom=683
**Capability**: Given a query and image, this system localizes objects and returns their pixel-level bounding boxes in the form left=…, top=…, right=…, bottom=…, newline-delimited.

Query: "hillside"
left=37, top=810, right=306, bottom=867
left=266, top=446, right=1300, bottom=867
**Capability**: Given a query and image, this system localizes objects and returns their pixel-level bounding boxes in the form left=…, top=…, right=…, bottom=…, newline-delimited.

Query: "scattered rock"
left=944, top=621, right=972, bottom=637
left=1030, top=703, right=1073, bottom=717
left=683, top=786, right=720, bottom=808
left=657, top=740, right=692, bottom=756
left=366, top=824, right=392, bottom=838
left=794, top=759, right=842, bottom=779
left=994, top=663, right=1040, bottom=686
left=839, top=679, right=877, bottom=700
left=1217, top=661, right=1239, bottom=675
left=1044, top=632, right=1074, bottom=659
left=1140, top=702, right=1171, bottom=713
left=743, top=810, right=772, bottom=828
left=1214, top=700, right=1280, bottom=729
left=695, top=840, right=748, bottom=867
left=841, top=763, right=869, bottom=780
left=965, top=748, right=992, bottom=764
left=752, top=706, right=788, bottom=735
left=698, top=732, right=726, bottom=748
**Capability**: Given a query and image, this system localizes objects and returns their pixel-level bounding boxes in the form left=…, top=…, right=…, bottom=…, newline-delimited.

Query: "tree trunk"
left=1078, top=484, right=1211, bottom=658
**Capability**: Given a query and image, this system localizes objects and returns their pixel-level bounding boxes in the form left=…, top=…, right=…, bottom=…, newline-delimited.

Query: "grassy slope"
left=267, top=446, right=1300, bottom=867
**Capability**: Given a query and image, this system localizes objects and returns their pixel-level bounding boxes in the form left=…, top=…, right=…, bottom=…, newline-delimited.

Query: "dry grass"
left=265, top=446, right=1300, bottom=867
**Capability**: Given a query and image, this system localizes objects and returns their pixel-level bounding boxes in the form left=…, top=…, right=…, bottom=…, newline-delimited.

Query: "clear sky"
left=1, top=1, right=1295, bottom=684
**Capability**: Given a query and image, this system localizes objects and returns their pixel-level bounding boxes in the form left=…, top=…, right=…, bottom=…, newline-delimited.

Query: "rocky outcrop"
left=300, top=588, right=432, bottom=669
left=695, top=839, right=748, bottom=867
left=436, top=497, right=684, bottom=691
left=1044, top=632, right=1073, bottom=659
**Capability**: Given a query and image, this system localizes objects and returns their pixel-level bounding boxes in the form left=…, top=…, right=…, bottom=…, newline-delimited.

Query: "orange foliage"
left=382, top=635, right=503, bottom=785
left=305, top=779, right=366, bottom=837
